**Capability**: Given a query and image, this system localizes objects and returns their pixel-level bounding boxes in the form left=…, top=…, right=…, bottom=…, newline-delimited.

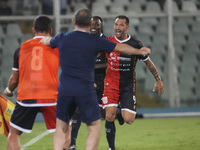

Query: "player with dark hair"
left=102, top=15, right=164, bottom=150
left=4, top=15, right=60, bottom=150
left=40, top=9, right=151, bottom=150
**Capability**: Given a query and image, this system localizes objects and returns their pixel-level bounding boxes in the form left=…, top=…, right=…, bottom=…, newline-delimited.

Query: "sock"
left=105, top=120, right=116, bottom=150
left=70, top=112, right=81, bottom=146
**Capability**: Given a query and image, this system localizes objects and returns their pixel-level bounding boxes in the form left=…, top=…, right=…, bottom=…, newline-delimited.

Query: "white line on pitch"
left=21, top=131, right=49, bottom=150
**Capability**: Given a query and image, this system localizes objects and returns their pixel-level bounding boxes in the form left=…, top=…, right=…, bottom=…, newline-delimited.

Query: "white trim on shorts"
left=102, top=104, right=118, bottom=109
left=121, top=108, right=137, bottom=114
left=48, top=129, right=55, bottom=133
left=17, top=101, right=56, bottom=107
left=10, top=122, right=32, bottom=133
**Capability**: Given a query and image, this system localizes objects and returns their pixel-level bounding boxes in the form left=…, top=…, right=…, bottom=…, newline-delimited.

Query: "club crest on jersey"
left=102, top=97, right=108, bottom=104
left=110, top=53, right=117, bottom=61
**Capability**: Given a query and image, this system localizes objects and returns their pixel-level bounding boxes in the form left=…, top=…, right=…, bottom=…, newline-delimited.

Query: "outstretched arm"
left=144, top=58, right=164, bottom=95
left=114, top=43, right=151, bottom=56
left=40, top=36, right=52, bottom=46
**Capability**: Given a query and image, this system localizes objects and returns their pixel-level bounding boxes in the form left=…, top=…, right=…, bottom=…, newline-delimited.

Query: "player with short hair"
left=4, top=15, right=60, bottom=150
left=65, top=15, right=107, bottom=150
left=102, top=15, right=164, bottom=150
left=40, top=9, right=151, bottom=150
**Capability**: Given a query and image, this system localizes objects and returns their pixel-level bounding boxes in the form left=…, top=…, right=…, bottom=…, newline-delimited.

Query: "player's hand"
left=4, top=87, right=14, bottom=97
left=94, top=83, right=97, bottom=88
left=39, top=36, right=52, bottom=46
left=153, top=80, right=164, bottom=95
left=140, top=47, right=151, bottom=56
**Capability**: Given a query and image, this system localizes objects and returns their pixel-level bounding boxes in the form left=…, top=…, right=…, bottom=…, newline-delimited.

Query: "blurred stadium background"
left=0, top=0, right=200, bottom=116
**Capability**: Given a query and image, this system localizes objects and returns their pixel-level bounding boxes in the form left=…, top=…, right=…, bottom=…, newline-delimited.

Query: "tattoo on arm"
left=145, top=59, right=161, bottom=81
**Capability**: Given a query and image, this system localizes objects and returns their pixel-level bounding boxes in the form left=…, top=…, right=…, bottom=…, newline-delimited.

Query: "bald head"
left=74, top=8, right=92, bottom=28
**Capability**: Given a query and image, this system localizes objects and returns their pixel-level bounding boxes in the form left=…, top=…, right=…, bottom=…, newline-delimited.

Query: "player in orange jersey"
left=4, top=15, right=60, bottom=150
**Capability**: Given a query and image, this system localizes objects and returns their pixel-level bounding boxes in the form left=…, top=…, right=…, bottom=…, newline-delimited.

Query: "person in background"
left=102, top=15, right=164, bottom=150
left=0, top=0, right=12, bottom=16
left=39, top=0, right=68, bottom=15
left=4, top=15, right=60, bottom=150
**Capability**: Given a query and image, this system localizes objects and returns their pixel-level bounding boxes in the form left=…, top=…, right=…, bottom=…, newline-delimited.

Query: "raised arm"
left=144, top=58, right=164, bottom=95
left=114, top=43, right=151, bottom=56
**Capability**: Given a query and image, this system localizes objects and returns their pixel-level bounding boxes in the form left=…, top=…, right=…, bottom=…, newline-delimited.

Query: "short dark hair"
left=92, top=16, right=103, bottom=25
left=115, top=15, right=129, bottom=25
left=33, top=15, right=52, bottom=33
left=74, top=8, right=92, bottom=28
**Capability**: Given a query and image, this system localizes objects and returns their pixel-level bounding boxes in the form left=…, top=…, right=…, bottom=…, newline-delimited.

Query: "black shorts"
left=10, top=102, right=56, bottom=133
left=119, top=92, right=137, bottom=114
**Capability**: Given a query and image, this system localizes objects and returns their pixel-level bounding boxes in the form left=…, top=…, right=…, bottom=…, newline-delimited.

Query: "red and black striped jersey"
left=105, top=35, right=148, bottom=93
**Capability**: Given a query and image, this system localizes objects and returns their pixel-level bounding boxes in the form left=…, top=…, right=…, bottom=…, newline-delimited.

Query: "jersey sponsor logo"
left=109, top=53, right=131, bottom=61
left=102, top=96, right=108, bottom=104
left=111, top=67, right=130, bottom=71
left=118, top=57, right=131, bottom=61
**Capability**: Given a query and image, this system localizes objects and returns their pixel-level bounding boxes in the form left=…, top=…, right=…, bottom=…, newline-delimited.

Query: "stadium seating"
left=103, top=19, right=115, bottom=36
left=3, top=36, right=20, bottom=57
left=136, top=33, right=152, bottom=47
left=6, top=23, right=23, bottom=39
left=135, top=61, right=147, bottom=81
left=182, top=0, right=198, bottom=12
left=152, top=33, right=168, bottom=47
left=155, top=20, right=168, bottom=34
left=108, top=3, right=126, bottom=14
left=92, top=2, right=109, bottom=15
left=71, top=2, right=88, bottom=12
left=163, top=0, right=180, bottom=13
left=23, top=0, right=42, bottom=15
left=137, top=23, right=154, bottom=35
left=145, top=1, right=162, bottom=13
left=140, top=18, right=158, bottom=26
left=126, top=1, right=143, bottom=14
left=174, top=22, right=190, bottom=35
left=191, top=21, right=200, bottom=33
left=0, top=25, right=5, bottom=39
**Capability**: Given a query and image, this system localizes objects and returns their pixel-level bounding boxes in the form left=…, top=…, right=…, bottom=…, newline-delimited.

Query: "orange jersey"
left=17, top=37, right=59, bottom=100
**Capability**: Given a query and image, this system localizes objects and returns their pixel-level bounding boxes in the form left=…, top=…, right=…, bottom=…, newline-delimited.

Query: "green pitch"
left=0, top=117, right=200, bottom=150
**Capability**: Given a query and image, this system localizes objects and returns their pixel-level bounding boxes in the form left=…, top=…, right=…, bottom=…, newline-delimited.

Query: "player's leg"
left=7, top=126, right=22, bottom=150
left=120, top=94, right=137, bottom=124
left=116, top=104, right=124, bottom=125
left=54, top=95, right=77, bottom=150
left=76, top=91, right=101, bottom=150
left=41, top=104, right=73, bottom=150
left=7, top=102, right=38, bottom=150
left=105, top=106, right=117, bottom=150
left=86, top=119, right=101, bottom=150
left=121, top=110, right=136, bottom=124
left=102, top=86, right=119, bottom=150
left=63, top=124, right=72, bottom=150
left=54, top=118, right=69, bottom=150
left=69, top=109, right=81, bottom=149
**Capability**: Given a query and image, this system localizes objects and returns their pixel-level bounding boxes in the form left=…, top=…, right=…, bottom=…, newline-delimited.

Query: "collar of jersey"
left=114, top=34, right=131, bottom=43
left=74, top=29, right=88, bottom=33
left=33, top=36, right=45, bottom=39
